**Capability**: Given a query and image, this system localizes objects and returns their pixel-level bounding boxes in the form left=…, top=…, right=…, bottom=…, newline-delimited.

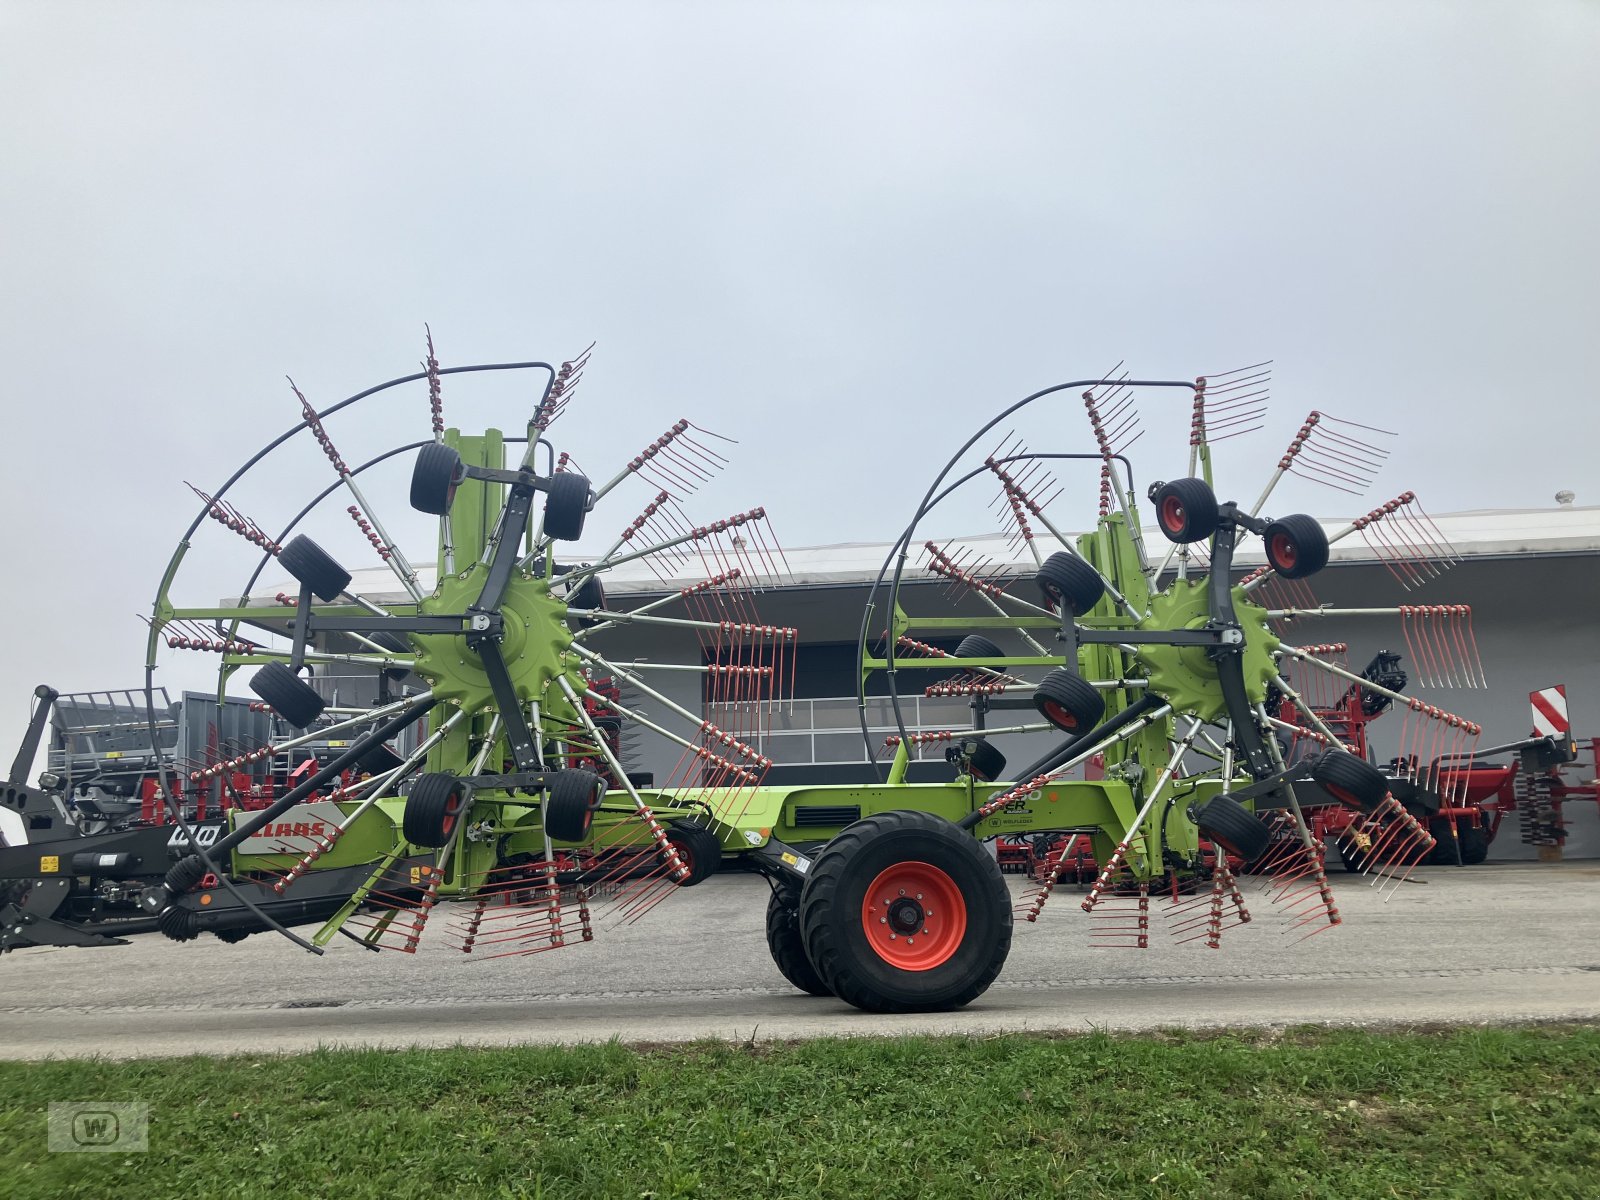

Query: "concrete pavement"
left=1, top=861, right=1596, bottom=1059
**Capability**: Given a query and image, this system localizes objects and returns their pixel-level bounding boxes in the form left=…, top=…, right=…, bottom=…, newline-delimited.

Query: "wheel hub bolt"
left=887, top=896, right=924, bottom=934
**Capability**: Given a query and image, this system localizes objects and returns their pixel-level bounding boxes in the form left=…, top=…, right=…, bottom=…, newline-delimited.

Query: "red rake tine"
left=1203, top=360, right=1273, bottom=385
left=1357, top=810, right=1415, bottom=875
left=1425, top=611, right=1462, bottom=688
left=1384, top=510, right=1443, bottom=586
left=1409, top=610, right=1446, bottom=686
left=423, top=324, right=444, bottom=437
left=1412, top=495, right=1463, bottom=566
left=1308, top=427, right=1389, bottom=479
left=678, top=429, right=732, bottom=474
left=1294, top=448, right=1382, bottom=494
left=1408, top=611, right=1446, bottom=684
left=1249, top=837, right=1301, bottom=883
left=1371, top=834, right=1432, bottom=896
left=1453, top=607, right=1486, bottom=688
left=643, top=453, right=699, bottom=495
left=1387, top=506, right=1448, bottom=584
left=1361, top=518, right=1415, bottom=589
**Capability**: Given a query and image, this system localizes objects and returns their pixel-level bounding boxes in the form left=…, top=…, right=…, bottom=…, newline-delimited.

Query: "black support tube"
left=160, top=696, right=436, bottom=897
left=994, top=692, right=1166, bottom=799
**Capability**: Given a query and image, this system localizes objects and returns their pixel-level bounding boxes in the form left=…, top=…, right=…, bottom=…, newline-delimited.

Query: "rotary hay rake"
left=133, top=338, right=798, bottom=961
left=11, top=341, right=1488, bottom=1015
left=853, top=362, right=1489, bottom=976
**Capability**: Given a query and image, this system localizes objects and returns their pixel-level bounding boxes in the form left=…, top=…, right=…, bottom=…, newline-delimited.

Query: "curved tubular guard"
left=855, top=377, right=1198, bottom=782
left=143, top=672, right=330, bottom=953
left=151, top=692, right=438, bottom=948
left=144, top=360, right=554, bottom=952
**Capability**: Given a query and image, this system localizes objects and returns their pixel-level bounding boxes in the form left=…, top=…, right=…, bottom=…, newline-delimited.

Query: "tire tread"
left=798, top=810, right=1011, bottom=1014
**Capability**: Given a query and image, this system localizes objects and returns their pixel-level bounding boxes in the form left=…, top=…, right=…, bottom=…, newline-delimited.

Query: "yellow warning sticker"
left=780, top=852, right=797, bottom=866
left=40, top=856, right=59, bottom=873
left=104, top=751, right=123, bottom=760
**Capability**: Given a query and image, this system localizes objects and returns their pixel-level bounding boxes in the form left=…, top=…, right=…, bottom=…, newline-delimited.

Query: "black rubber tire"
left=966, top=739, right=1007, bottom=783
left=213, top=928, right=254, bottom=944
left=1398, top=781, right=1441, bottom=815
left=1308, top=749, right=1387, bottom=813
left=954, top=634, right=1004, bottom=661
left=1032, top=669, right=1106, bottom=734
left=567, top=572, right=606, bottom=626
left=1034, top=552, right=1106, bottom=617
left=798, top=809, right=1012, bottom=1013
left=665, top=821, right=723, bottom=886
left=545, top=769, right=604, bottom=842
left=1261, top=513, right=1329, bottom=580
left=1440, top=819, right=1497, bottom=864
left=543, top=471, right=591, bottom=541
left=1456, top=817, right=1491, bottom=865
left=248, top=662, right=326, bottom=728
left=1427, top=816, right=1460, bottom=866
left=410, top=442, right=464, bottom=515
left=1194, top=793, right=1273, bottom=860
left=277, top=535, right=351, bottom=603
left=403, top=773, right=469, bottom=848
left=1151, top=478, right=1220, bottom=544
left=1336, top=833, right=1369, bottom=874
left=357, top=743, right=405, bottom=777
left=765, top=890, right=833, bottom=996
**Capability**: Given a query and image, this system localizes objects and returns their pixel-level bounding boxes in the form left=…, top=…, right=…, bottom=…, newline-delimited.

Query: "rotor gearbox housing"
left=1134, top=579, right=1281, bottom=724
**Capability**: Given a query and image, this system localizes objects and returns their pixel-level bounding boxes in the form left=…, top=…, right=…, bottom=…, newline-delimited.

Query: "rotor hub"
left=409, top=564, right=574, bottom=710
left=1135, top=578, right=1280, bottom=723
left=886, top=896, right=925, bottom=934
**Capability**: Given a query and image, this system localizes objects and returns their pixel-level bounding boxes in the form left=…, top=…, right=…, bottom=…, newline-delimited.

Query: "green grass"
left=1, top=1025, right=1597, bottom=1199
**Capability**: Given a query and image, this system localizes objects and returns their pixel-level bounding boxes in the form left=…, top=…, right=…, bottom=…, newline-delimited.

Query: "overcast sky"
left=1, top=1, right=1596, bottom=759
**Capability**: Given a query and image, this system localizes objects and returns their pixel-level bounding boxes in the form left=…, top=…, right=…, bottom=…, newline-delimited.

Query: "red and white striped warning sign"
left=1531, top=686, right=1570, bottom=737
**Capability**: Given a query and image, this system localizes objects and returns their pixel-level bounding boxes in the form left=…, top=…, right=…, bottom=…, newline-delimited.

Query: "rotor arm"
left=1204, top=509, right=1278, bottom=779
left=471, top=638, right=542, bottom=771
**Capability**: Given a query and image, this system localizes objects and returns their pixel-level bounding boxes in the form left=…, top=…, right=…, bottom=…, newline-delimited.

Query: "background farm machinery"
left=992, top=659, right=1593, bottom=879
left=0, top=668, right=668, bottom=953
left=0, top=342, right=1548, bottom=1014
left=15, top=683, right=408, bottom=832
left=0, top=679, right=432, bottom=949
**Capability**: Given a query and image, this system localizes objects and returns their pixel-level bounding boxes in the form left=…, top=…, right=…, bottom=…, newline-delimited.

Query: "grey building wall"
left=609, top=550, right=1600, bottom=859
left=584, top=622, right=709, bottom=787
left=1278, top=553, right=1600, bottom=858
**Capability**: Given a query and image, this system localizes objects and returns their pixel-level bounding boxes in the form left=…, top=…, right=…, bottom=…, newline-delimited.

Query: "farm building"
left=281, top=501, right=1600, bottom=862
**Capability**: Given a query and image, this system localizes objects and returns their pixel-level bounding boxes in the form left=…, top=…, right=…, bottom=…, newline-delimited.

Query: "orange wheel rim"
left=860, top=860, right=967, bottom=971
left=1326, top=783, right=1362, bottom=810
left=1270, top=532, right=1297, bottom=570
left=440, top=787, right=465, bottom=837
left=1041, top=699, right=1078, bottom=730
